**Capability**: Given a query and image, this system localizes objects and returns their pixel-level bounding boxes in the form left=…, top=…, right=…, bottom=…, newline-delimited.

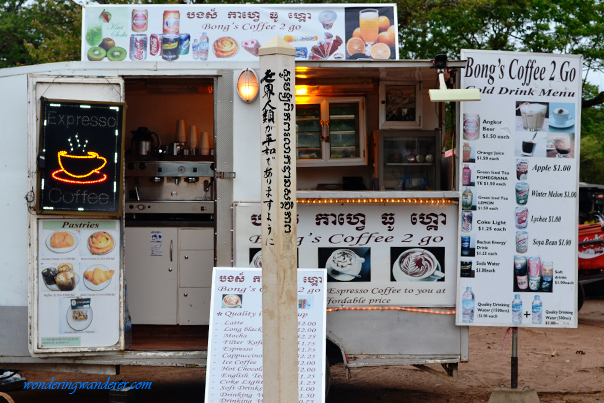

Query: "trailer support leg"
left=511, top=327, right=518, bottom=389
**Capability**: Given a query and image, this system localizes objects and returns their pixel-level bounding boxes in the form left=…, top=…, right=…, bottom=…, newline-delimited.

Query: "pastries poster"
left=81, top=5, right=398, bottom=62
left=37, top=220, right=120, bottom=350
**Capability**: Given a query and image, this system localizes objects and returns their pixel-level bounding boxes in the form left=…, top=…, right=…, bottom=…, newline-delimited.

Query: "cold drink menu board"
left=456, top=50, right=581, bottom=328
left=205, top=268, right=326, bottom=403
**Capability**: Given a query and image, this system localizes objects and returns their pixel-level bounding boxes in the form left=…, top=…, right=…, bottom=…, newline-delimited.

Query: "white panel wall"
left=0, top=74, right=30, bottom=306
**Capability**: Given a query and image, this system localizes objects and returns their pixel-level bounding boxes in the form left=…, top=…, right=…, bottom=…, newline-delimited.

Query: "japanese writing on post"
left=260, top=69, right=277, bottom=238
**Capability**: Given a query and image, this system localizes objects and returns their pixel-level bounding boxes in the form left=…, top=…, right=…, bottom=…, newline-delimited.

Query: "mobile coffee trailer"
left=0, top=4, right=467, bottom=381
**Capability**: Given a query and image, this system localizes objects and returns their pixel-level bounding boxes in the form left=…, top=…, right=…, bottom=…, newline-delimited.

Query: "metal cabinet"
left=125, top=227, right=178, bottom=325
left=125, top=227, right=214, bottom=325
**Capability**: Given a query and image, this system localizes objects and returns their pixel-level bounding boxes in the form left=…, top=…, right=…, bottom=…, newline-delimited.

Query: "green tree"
left=397, top=0, right=604, bottom=108
left=579, top=83, right=604, bottom=183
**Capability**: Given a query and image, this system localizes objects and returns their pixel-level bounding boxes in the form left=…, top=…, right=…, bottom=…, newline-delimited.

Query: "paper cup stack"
left=188, top=126, right=198, bottom=150
left=200, top=131, right=211, bottom=155
left=175, top=120, right=187, bottom=143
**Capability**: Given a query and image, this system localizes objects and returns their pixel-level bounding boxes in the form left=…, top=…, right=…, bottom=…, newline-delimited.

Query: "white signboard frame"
left=234, top=201, right=458, bottom=307
left=205, top=268, right=327, bottom=403
left=456, top=50, right=581, bottom=328
left=35, top=219, right=122, bottom=351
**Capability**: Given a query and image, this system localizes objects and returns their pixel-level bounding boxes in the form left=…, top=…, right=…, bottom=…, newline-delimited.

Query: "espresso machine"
left=125, top=161, right=214, bottom=216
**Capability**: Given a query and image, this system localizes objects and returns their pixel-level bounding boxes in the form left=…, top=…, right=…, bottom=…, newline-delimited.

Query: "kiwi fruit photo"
left=87, top=46, right=106, bottom=61
left=99, top=38, right=116, bottom=52
left=107, top=47, right=127, bottom=61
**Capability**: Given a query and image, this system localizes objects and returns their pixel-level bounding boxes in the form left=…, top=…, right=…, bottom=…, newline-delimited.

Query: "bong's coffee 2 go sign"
left=37, top=99, right=126, bottom=215
left=457, top=50, right=581, bottom=328
left=234, top=201, right=458, bottom=307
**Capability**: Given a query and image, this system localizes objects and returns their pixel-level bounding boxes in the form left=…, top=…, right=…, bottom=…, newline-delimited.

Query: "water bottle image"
left=462, top=287, right=475, bottom=323
left=192, top=39, right=199, bottom=60
left=199, top=32, right=209, bottom=61
left=512, top=294, right=523, bottom=324
left=532, top=295, right=542, bottom=324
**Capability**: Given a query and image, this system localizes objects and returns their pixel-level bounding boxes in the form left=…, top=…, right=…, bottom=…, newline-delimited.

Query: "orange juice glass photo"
left=359, top=9, right=379, bottom=47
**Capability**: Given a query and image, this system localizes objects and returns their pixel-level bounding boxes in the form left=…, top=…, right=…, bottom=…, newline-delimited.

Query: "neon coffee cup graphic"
left=53, top=151, right=108, bottom=184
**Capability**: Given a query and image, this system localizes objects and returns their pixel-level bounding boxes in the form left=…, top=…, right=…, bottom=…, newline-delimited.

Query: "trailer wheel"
left=325, top=355, right=331, bottom=398
left=578, top=282, right=585, bottom=312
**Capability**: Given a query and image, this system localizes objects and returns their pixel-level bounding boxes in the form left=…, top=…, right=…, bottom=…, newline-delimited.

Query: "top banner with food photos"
left=81, top=4, right=398, bottom=63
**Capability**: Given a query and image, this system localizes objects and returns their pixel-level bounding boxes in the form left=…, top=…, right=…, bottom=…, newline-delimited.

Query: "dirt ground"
left=2, top=299, right=604, bottom=403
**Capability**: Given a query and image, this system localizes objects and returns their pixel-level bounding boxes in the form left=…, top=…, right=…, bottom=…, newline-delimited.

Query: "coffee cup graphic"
left=52, top=150, right=109, bottom=184
left=58, top=151, right=107, bottom=178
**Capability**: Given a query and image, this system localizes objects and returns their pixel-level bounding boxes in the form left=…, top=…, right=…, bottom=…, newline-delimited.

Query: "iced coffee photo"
left=515, top=101, right=549, bottom=132
left=514, top=132, right=547, bottom=158
left=547, top=133, right=574, bottom=158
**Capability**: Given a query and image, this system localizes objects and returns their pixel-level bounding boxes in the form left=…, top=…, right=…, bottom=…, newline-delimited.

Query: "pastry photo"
left=83, top=264, right=115, bottom=291
left=46, top=231, right=79, bottom=253
left=88, top=231, right=115, bottom=255
left=66, top=305, right=93, bottom=331
left=213, top=37, right=238, bottom=58
left=41, top=263, right=79, bottom=291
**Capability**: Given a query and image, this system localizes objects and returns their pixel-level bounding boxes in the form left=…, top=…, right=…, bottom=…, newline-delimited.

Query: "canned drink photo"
left=516, top=231, right=528, bottom=253
left=178, top=33, right=191, bottom=55
left=515, top=207, right=528, bottom=229
left=515, top=182, right=529, bottom=205
left=463, top=113, right=480, bottom=141
left=461, top=236, right=471, bottom=256
left=132, top=9, right=148, bottom=32
left=162, top=34, right=180, bottom=61
left=129, top=34, right=147, bottom=61
left=514, top=255, right=528, bottom=290
left=528, top=257, right=542, bottom=291
left=163, top=10, right=180, bottom=34
left=462, top=211, right=472, bottom=232
left=541, top=261, right=554, bottom=292
left=150, top=34, right=163, bottom=56
left=460, top=260, right=473, bottom=277
left=516, top=158, right=528, bottom=180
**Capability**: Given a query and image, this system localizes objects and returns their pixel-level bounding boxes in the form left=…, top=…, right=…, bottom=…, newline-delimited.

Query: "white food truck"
left=0, top=3, right=467, bottom=387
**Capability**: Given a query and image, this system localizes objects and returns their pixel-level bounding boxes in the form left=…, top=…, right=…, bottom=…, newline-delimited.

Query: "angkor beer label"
left=37, top=99, right=125, bottom=215
left=463, top=113, right=480, bottom=141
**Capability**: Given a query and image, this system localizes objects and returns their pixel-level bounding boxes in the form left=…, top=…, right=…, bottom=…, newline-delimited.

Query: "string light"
left=326, top=306, right=455, bottom=315
left=297, top=198, right=457, bottom=205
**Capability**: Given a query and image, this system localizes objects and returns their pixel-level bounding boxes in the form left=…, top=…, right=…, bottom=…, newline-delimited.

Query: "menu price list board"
left=234, top=202, right=458, bottom=307
left=205, top=268, right=326, bottom=403
left=456, top=50, right=581, bottom=328
left=37, top=99, right=125, bottom=215
left=37, top=219, right=121, bottom=349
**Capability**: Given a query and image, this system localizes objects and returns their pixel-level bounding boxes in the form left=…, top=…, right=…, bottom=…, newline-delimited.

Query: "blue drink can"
left=179, top=33, right=191, bottom=55
left=461, top=236, right=470, bottom=255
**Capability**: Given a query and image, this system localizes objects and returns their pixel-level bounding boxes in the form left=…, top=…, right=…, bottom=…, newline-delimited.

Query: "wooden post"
left=258, top=37, right=298, bottom=402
